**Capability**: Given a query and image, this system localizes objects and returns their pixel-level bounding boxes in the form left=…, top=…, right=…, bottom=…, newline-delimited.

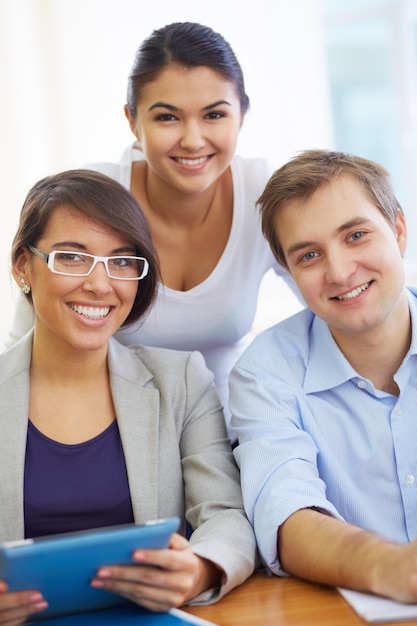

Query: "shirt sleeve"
left=229, top=351, right=343, bottom=575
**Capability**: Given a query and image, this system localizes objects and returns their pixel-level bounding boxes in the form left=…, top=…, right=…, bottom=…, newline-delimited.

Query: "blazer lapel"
left=108, top=339, right=161, bottom=524
left=0, top=334, right=32, bottom=541
left=0, top=336, right=163, bottom=539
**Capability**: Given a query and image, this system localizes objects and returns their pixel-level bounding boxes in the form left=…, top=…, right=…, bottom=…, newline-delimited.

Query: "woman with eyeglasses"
left=5, top=21, right=302, bottom=443
left=0, top=169, right=257, bottom=625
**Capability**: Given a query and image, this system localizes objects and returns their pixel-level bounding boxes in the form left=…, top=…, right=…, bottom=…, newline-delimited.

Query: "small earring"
left=19, top=277, right=31, bottom=294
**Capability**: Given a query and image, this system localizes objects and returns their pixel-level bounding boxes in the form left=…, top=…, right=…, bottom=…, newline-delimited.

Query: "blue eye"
left=350, top=231, right=364, bottom=241
left=302, top=251, right=318, bottom=261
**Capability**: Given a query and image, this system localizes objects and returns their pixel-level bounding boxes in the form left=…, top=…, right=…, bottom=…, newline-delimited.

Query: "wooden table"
left=183, top=569, right=417, bottom=626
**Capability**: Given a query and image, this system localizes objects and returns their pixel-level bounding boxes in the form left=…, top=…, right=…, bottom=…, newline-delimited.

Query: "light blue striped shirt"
left=230, top=287, right=417, bottom=575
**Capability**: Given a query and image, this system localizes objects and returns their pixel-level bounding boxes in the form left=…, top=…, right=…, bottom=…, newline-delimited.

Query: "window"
left=322, top=0, right=417, bottom=275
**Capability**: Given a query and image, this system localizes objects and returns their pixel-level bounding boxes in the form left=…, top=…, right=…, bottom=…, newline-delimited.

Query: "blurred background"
left=1, top=0, right=416, bottom=345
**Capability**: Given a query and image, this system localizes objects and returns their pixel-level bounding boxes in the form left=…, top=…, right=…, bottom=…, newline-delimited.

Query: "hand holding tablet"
left=0, top=517, right=180, bottom=621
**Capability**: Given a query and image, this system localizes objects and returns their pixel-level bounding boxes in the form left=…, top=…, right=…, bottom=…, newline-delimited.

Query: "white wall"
left=0, top=0, right=332, bottom=346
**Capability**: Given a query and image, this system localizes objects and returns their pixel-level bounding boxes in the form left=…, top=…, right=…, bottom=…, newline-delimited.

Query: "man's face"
left=276, top=174, right=408, bottom=345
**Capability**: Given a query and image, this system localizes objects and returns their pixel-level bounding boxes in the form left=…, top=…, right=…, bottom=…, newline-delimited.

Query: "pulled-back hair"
left=126, top=21, right=249, bottom=117
left=12, top=169, right=160, bottom=326
left=258, top=149, right=402, bottom=269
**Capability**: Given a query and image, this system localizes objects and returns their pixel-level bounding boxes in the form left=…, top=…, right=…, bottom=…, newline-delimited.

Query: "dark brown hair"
left=126, top=21, right=249, bottom=118
left=12, top=169, right=160, bottom=326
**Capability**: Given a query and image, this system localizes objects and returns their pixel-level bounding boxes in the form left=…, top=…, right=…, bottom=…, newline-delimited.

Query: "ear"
left=12, top=248, right=31, bottom=289
left=395, top=210, right=407, bottom=255
left=124, top=104, right=140, bottom=141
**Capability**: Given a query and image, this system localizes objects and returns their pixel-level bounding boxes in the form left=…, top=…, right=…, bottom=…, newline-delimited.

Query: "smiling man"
left=229, top=150, right=417, bottom=603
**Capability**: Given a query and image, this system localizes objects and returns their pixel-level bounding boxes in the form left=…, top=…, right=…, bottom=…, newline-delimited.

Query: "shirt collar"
left=304, top=287, right=417, bottom=394
left=303, top=317, right=357, bottom=393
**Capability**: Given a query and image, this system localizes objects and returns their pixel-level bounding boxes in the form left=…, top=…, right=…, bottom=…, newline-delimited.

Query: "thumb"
left=169, top=532, right=190, bottom=550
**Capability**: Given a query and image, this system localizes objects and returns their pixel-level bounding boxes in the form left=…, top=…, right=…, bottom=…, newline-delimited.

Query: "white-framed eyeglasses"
left=28, top=246, right=149, bottom=280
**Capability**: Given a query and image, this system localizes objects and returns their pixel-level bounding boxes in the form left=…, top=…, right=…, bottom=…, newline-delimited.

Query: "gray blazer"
left=0, top=334, right=257, bottom=601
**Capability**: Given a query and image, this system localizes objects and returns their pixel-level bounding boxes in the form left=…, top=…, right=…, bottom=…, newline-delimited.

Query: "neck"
left=144, top=165, right=223, bottom=228
left=330, top=299, right=411, bottom=394
left=31, top=329, right=109, bottom=383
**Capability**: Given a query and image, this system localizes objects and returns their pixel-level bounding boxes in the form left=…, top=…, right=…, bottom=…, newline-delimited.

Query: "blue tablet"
left=0, top=517, right=180, bottom=621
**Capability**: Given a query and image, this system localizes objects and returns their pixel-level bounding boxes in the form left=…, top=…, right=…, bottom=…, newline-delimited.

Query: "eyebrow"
left=50, top=242, right=136, bottom=255
left=148, top=99, right=232, bottom=112
left=286, top=217, right=371, bottom=258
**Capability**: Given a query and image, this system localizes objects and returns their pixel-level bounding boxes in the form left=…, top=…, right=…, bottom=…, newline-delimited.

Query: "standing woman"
left=5, top=22, right=301, bottom=440
left=0, top=170, right=256, bottom=625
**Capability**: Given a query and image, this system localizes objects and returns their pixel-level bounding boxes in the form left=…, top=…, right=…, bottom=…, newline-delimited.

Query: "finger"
left=131, top=542, right=194, bottom=571
left=169, top=533, right=190, bottom=550
left=91, top=575, right=186, bottom=613
left=0, top=591, right=48, bottom=625
left=127, top=534, right=191, bottom=569
left=93, top=559, right=193, bottom=589
left=92, top=557, right=198, bottom=602
left=91, top=546, right=199, bottom=611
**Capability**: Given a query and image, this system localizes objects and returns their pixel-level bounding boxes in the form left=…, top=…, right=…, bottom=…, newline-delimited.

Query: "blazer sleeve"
left=179, top=351, right=258, bottom=603
left=110, top=342, right=258, bottom=604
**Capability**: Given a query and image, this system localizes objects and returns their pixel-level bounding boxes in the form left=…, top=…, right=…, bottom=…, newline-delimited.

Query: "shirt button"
left=406, top=474, right=415, bottom=485
left=394, top=406, right=402, bottom=416
left=357, top=380, right=366, bottom=389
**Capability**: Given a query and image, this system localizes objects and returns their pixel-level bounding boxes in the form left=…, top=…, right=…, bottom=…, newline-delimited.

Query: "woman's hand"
left=91, top=533, right=222, bottom=612
left=0, top=580, right=48, bottom=625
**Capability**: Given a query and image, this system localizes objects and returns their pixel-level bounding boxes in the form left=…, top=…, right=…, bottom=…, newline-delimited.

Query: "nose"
left=82, top=260, right=112, bottom=294
left=324, top=249, right=356, bottom=284
left=179, top=120, right=205, bottom=151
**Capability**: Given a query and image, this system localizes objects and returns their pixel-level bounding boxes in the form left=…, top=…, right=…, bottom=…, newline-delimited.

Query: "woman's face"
left=126, top=64, right=243, bottom=196
left=14, top=206, right=139, bottom=355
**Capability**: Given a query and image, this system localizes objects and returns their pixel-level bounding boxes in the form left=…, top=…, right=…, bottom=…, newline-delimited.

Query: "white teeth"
left=175, top=156, right=208, bottom=166
left=336, top=283, right=370, bottom=301
left=69, top=304, right=110, bottom=319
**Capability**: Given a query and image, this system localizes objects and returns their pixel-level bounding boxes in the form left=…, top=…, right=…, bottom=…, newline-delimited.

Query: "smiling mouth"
left=333, top=282, right=370, bottom=301
left=172, top=156, right=211, bottom=166
left=69, top=304, right=111, bottom=319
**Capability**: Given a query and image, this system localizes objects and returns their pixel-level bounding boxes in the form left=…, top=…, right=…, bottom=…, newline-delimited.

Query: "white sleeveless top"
left=5, top=143, right=300, bottom=439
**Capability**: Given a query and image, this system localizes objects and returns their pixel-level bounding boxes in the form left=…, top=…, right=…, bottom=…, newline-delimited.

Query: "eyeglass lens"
left=53, top=252, right=145, bottom=278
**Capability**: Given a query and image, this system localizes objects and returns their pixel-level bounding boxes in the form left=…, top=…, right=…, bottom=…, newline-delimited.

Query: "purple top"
left=24, top=420, right=134, bottom=538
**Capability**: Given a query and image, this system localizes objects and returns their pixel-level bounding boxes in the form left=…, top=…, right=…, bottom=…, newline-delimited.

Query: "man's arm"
left=279, top=508, right=417, bottom=603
